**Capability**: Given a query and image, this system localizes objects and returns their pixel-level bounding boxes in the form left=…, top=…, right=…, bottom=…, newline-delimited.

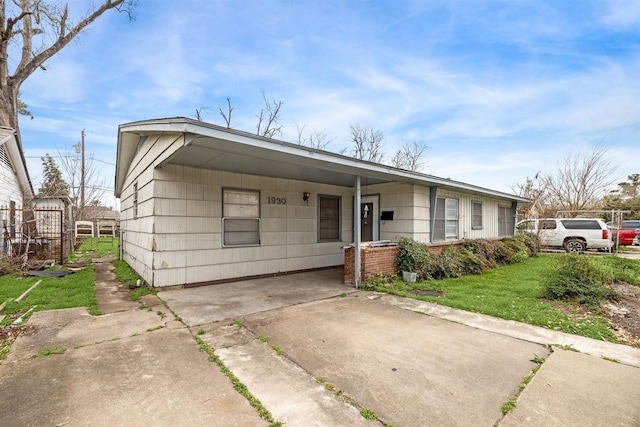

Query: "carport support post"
left=354, top=176, right=361, bottom=288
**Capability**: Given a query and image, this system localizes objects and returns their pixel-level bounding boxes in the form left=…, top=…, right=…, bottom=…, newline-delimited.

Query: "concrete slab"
left=379, top=293, right=640, bottom=367
left=159, top=268, right=353, bottom=326
left=5, top=307, right=164, bottom=362
left=0, top=328, right=267, bottom=426
left=501, top=348, right=640, bottom=426
left=212, top=335, right=378, bottom=426
left=241, top=294, right=550, bottom=426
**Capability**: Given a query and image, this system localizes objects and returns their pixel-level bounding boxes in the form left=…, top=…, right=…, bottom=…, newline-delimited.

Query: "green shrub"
left=512, top=250, right=530, bottom=264
left=362, top=273, right=394, bottom=290
left=542, top=254, right=620, bottom=307
left=435, top=246, right=465, bottom=279
left=456, top=247, right=486, bottom=275
left=462, top=239, right=498, bottom=269
left=493, top=240, right=517, bottom=265
left=501, top=237, right=528, bottom=258
left=598, top=256, right=640, bottom=286
left=395, top=238, right=432, bottom=280
left=511, top=233, right=540, bottom=256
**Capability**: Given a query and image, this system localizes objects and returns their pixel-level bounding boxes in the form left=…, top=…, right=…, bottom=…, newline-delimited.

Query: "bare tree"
left=256, top=91, right=283, bottom=138
left=219, top=97, right=233, bottom=128
left=56, top=144, right=109, bottom=220
left=349, top=123, right=384, bottom=163
left=0, top=0, right=136, bottom=130
left=514, top=143, right=618, bottom=218
left=195, top=107, right=212, bottom=121
left=295, top=123, right=334, bottom=151
left=542, top=143, right=617, bottom=212
left=390, top=140, right=428, bottom=171
left=511, top=172, right=558, bottom=219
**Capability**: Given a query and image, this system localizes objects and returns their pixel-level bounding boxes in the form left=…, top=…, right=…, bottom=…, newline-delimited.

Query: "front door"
left=361, top=202, right=374, bottom=242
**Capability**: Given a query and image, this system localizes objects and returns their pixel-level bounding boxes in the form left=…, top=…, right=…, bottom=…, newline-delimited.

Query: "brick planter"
left=343, top=241, right=464, bottom=284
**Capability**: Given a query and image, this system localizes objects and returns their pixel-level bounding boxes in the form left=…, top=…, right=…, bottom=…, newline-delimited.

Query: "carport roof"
left=115, top=117, right=527, bottom=202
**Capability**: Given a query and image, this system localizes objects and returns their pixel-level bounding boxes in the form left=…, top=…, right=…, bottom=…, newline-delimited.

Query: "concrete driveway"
left=162, top=270, right=640, bottom=426
left=3, top=264, right=640, bottom=426
left=158, top=268, right=353, bottom=326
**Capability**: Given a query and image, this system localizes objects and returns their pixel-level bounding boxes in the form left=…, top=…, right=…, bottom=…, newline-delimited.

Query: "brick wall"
left=343, top=241, right=464, bottom=284
left=344, top=244, right=399, bottom=284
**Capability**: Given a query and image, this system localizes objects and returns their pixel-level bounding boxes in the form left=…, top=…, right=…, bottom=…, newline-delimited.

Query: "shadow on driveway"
left=158, top=268, right=352, bottom=326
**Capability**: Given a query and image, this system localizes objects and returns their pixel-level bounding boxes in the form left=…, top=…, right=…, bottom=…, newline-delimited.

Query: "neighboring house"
left=115, top=117, right=528, bottom=288
left=0, top=127, right=34, bottom=207
left=0, top=127, right=35, bottom=256
left=83, top=205, right=120, bottom=227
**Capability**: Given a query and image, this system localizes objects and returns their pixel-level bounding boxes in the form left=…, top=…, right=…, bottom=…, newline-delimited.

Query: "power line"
left=24, top=155, right=116, bottom=166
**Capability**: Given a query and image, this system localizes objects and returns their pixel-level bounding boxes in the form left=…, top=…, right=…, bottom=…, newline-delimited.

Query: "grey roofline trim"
left=115, top=117, right=529, bottom=203
left=0, top=127, right=35, bottom=200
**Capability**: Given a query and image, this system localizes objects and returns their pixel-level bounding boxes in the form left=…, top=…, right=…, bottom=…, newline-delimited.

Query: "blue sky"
left=17, top=0, right=640, bottom=209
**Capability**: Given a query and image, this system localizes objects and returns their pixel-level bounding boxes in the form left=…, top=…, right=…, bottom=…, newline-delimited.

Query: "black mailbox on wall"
left=381, top=211, right=394, bottom=221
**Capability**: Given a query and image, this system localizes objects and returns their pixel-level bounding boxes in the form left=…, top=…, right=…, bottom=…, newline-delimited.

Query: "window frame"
left=132, top=182, right=138, bottom=220
left=498, top=205, right=513, bottom=236
left=471, top=200, right=483, bottom=230
left=317, top=194, right=342, bottom=242
left=222, top=188, right=261, bottom=248
left=433, top=197, right=459, bottom=241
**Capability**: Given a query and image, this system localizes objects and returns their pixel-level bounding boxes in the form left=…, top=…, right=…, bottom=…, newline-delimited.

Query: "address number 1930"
left=266, top=196, right=287, bottom=205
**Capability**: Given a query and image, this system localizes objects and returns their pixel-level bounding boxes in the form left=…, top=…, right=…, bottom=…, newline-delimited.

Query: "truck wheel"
left=564, top=239, right=586, bottom=253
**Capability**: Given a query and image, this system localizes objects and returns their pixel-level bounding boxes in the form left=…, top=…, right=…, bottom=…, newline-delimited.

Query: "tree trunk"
left=0, top=83, right=19, bottom=129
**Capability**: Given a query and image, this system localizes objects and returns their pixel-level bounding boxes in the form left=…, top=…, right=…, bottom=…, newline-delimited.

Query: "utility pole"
left=75, top=130, right=85, bottom=218
left=81, top=129, right=85, bottom=213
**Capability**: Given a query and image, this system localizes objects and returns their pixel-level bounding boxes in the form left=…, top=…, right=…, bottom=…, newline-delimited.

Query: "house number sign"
left=266, top=196, right=287, bottom=205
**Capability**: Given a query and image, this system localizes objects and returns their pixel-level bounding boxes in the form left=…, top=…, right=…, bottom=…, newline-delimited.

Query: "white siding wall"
left=120, top=133, right=184, bottom=287
left=0, top=157, right=22, bottom=207
left=0, top=159, right=22, bottom=252
left=120, top=133, right=355, bottom=287
left=436, top=189, right=511, bottom=240
left=149, top=165, right=353, bottom=287
left=369, top=182, right=432, bottom=243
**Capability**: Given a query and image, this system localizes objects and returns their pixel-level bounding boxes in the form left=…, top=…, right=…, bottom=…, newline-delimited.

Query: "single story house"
left=115, top=117, right=528, bottom=288
left=1, top=127, right=34, bottom=256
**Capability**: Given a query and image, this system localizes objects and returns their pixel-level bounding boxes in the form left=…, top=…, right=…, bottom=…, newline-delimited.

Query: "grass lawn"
left=0, top=237, right=121, bottom=322
left=372, top=254, right=620, bottom=343
left=0, top=237, right=124, bottom=359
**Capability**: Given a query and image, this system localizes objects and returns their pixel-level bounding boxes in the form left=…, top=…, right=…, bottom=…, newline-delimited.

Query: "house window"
left=133, top=182, right=138, bottom=220
left=433, top=197, right=458, bottom=241
left=472, top=200, right=483, bottom=229
left=318, top=195, right=341, bottom=242
left=498, top=205, right=512, bottom=236
left=223, top=188, right=260, bottom=247
left=0, top=145, right=10, bottom=167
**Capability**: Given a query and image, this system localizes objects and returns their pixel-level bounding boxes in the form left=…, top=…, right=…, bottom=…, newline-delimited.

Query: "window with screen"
left=223, top=188, right=260, bottom=247
left=498, top=205, right=513, bottom=236
left=433, top=197, right=459, bottom=241
left=472, top=200, right=483, bottom=229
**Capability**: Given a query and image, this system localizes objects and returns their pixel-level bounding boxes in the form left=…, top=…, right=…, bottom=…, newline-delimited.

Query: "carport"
left=157, top=267, right=352, bottom=326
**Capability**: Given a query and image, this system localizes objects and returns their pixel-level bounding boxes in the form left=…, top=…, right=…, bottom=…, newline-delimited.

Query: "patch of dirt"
left=601, top=283, right=640, bottom=347
left=409, top=289, right=445, bottom=297
left=0, top=311, right=38, bottom=359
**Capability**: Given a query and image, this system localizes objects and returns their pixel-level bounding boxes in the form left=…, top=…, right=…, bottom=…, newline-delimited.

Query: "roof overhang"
left=115, top=117, right=528, bottom=203
left=0, top=127, right=35, bottom=201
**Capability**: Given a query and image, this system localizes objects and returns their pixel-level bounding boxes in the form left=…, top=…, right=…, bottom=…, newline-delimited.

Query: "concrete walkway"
left=0, top=256, right=267, bottom=426
left=2, top=261, right=639, bottom=426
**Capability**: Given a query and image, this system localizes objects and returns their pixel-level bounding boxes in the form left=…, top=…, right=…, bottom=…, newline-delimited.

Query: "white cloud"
left=601, top=0, right=640, bottom=27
